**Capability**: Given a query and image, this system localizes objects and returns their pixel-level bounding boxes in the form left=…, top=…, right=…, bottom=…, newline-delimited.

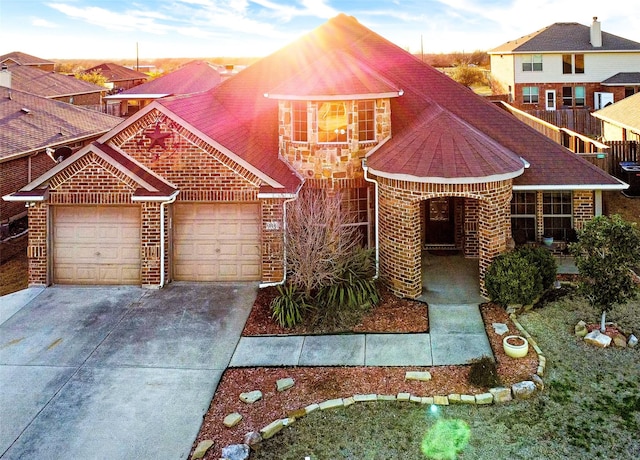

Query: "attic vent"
left=21, top=107, right=31, bottom=114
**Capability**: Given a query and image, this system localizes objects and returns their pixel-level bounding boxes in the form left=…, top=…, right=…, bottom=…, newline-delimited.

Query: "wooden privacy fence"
left=528, top=109, right=601, bottom=138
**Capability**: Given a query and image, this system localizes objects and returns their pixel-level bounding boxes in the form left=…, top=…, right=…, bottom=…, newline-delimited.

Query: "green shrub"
left=421, top=419, right=470, bottom=460
left=485, top=251, right=543, bottom=306
left=468, top=355, right=501, bottom=388
left=270, top=283, right=311, bottom=328
left=517, top=245, right=557, bottom=290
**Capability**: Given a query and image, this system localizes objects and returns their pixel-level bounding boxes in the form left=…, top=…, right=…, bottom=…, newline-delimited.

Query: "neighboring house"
left=83, top=63, right=148, bottom=92
left=104, top=60, right=223, bottom=117
left=489, top=17, right=640, bottom=112
left=5, top=14, right=626, bottom=298
left=591, top=91, right=640, bottom=141
left=0, top=51, right=55, bottom=71
left=0, top=87, right=122, bottom=228
left=0, top=64, right=105, bottom=108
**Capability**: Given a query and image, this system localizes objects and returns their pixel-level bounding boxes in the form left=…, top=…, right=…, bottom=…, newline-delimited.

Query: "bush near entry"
left=485, top=246, right=557, bottom=306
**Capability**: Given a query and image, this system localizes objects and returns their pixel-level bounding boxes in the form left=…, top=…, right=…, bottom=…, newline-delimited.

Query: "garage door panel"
left=173, top=203, right=261, bottom=281
left=54, top=206, right=141, bottom=285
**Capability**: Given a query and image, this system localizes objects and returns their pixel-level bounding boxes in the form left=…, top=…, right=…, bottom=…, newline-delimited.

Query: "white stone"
left=475, top=393, right=493, bottom=405
left=421, top=396, right=434, bottom=405
left=531, top=374, right=545, bottom=391
left=492, top=323, right=509, bottom=335
left=304, top=403, right=320, bottom=414
left=511, top=381, right=536, bottom=400
left=223, top=412, right=242, bottom=428
left=221, top=444, right=250, bottom=460
left=448, top=394, right=461, bottom=404
left=433, top=395, right=449, bottom=405
left=353, top=394, right=377, bottom=402
left=377, top=394, right=396, bottom=401
left=260, top=419, right=284, bottom=439
left=397, top=392, right=411, bottom=401
left=319, top=398, right=344, bottom=410
left=276, top=377, right=295, bottom=392
left=628, top=334, right=638, bottom=347
left=343, top=396, right=355, bottom=407
left=410, top=395, right=422, bottom=403
left=461, top=394, right=476, bottom=404
left=243, top=432, right=262, bottom=450
left=239, top=390, right=262, bottom=404
left=191, top=440, right=214, bottom=459
left=489, top=387, right=512, bottom=403
left=405, top=371, right=432, bottom=381
left=584, top=330, right=612, bottom=348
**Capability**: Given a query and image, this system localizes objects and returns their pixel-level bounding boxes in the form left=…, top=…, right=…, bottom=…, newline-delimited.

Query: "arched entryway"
left=375, top=178, right=513, bottom=299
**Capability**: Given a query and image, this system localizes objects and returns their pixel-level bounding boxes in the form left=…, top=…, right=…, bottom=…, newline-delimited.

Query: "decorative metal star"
left=145, top=124, right=172, bottom=150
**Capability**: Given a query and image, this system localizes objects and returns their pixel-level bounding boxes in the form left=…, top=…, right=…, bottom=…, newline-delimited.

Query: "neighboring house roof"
left=489, top=22, right=640, bottom=53
left=105, top=60, right=222, bottom=100
left=3, top=64, right=104, bottom=98
left=83, top=63, right=148, bottom=83
left=602, top=72, right=640, bottom=86
left=0, top=87, right=122, bottom=162
left=592, top=92, right=640, bottom=133
left=0, top=51, right=55, bottom=67
left=158, top=14, right=618, bottom=189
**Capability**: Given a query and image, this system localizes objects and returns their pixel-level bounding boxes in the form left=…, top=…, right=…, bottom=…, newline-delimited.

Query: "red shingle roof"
left=84, top=63, right=148, bottom=83
left=0, top=51, right=55, bottom=67
left=159, top=14, right=620, bottom=189
left=5, top=64, right=104, bottom=98
left=108, top=61, right=222, bottom=98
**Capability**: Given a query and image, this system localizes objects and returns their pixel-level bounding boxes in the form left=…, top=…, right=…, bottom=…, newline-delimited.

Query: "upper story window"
left=318, top=102, right=347, bottom=143
left=292, top=101, right=308, bottom=142
left=562, top=54, right=584, bottom=74
left=291, top=100, right=378, bottom=144
left=522, top=54, right=543, bottom=72
left=357, top=100, right=376, bottom=142
left=523, top=86, right=539, bottom=104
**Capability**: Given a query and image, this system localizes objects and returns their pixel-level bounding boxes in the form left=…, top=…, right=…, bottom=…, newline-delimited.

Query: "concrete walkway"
left=230, top=253, right=494, bottom=368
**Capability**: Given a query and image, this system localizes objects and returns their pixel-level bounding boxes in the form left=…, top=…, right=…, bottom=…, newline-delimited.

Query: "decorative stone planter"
left=503, top=335, right=529, bottom=358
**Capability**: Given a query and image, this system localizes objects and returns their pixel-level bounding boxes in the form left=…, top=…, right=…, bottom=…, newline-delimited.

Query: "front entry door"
left=425, top=197, right=455, bottom=248
left=545, top=90, right=556, bottom=111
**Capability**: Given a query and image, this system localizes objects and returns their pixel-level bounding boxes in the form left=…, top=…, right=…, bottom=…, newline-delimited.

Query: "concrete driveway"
left=0, top=283, right=256, bottom=459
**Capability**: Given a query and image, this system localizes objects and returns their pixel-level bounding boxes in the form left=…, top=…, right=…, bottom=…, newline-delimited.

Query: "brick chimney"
left=590, top=16, right=602, bottom=47
left=0, top=63, right=11, bottom=89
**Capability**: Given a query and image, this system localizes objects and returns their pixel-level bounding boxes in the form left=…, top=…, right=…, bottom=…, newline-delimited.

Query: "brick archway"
left=376, top=177, right=513, bottom=298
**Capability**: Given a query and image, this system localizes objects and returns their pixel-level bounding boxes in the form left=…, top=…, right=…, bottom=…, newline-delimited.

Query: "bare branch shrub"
left=286, top=188, right=361, bottom=299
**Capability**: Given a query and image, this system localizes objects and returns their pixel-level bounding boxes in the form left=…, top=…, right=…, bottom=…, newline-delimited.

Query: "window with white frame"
left=522, top=54, right=543, bottom=72
left=511, top=192, right=536, bottom=242
left=357, top=100, right=376, bottom=142
left=543, top=191, right=572, bottom=240
left=523, top=86, right=539, bottom=104
left=292, top=101, right=308, bottom=142
left=317, top=102, right=347, bottom=143
left=341, top=187, right=373, bottom=247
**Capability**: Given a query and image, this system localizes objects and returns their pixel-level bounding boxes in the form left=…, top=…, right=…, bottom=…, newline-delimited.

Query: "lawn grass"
left=253, top=296, right=640, bottom=459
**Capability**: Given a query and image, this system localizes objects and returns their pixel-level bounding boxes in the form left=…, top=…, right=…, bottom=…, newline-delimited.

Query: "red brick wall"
left=50, top=92, right=102, bottom=106
left=26, top=203, right=47, bottom=285
left=572, top=190, right=594, bottom=231
left=261, top=199, right=286, bottom=283
left=375, top=177, right=512, bottom=298
left=514, top=82, right=604, bottom=111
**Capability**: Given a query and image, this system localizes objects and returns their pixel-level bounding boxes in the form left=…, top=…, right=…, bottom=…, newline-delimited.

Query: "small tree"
left=76, top=70, right=109, bottom=88
left=450, top=64, right=487, bottom=88
left=570, top=215, right=640, bottom=332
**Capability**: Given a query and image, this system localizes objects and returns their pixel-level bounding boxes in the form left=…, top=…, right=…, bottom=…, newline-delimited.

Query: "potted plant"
left=542, top=235, right=554, bottom=247
left=502, top=335, right=529, bottom=358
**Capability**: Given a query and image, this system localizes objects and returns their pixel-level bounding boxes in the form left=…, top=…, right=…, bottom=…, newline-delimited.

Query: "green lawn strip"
left=253, top=298, right=640, bottom=460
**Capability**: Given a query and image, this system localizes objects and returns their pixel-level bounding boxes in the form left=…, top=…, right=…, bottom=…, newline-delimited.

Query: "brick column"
left=478, top=183, right=512, bottom=296
left=141, top=202, right=161, bottom=288
left=261, top=199, right=285, bottom=284
left=378, top=187, right=422, bottom=298
left=572, top=190, right=594, bottom=231
left=27, top=203, right=48, bottom=286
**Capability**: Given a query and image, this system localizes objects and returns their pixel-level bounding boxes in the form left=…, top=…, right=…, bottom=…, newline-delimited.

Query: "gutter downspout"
left=259, top=186, right=302, bottom=288
left=362, top=158, right=380, bottom=280
left=159, top=191, right=179, bottom=288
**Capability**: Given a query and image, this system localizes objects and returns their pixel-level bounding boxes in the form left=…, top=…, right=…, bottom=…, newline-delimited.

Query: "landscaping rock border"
left=213, top=312, right=546, bottom=459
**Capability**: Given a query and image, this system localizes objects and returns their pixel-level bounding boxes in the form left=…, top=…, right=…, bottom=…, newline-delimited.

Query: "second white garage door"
left=173, top=203, right=261, bottom=281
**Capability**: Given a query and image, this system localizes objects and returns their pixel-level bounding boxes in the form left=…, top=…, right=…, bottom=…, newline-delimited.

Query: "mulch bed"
left=194, top=297, right=538, bottom=459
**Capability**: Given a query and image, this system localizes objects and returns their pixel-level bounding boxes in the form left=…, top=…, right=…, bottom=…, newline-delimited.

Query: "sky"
left=1, top=0, right=639, bottom=61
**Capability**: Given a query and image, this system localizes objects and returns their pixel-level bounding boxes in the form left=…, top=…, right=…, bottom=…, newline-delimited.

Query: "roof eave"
left=367, top=167, right=525, bottom=185
left=264, top=91, right=403, bottom=101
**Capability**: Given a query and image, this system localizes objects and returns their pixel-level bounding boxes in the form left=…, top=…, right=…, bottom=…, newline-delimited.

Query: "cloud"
left=31, top=17, right=58, bottom=28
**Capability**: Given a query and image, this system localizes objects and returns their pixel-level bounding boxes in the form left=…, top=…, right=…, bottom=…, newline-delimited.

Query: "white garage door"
left=53, top=206, right=141, bottom=284
left=173, top=203, right=261, bottom=281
